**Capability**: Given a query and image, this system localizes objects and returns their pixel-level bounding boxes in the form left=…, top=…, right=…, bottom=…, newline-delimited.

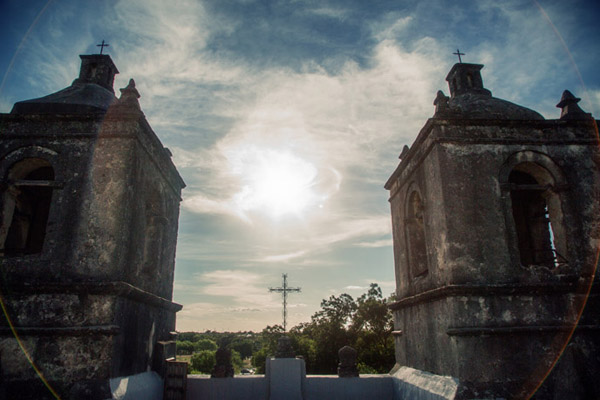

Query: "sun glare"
left=231, top=147, right=319, bottom=218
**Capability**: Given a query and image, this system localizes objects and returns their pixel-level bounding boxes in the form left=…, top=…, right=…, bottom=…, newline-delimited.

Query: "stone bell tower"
left=385, top=63, right=599, bottom=399
left=0, top=53, right=185, bottom=399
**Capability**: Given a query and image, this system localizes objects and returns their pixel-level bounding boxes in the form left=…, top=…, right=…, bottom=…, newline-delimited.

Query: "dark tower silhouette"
left=0, top=53, right=185, bottom=399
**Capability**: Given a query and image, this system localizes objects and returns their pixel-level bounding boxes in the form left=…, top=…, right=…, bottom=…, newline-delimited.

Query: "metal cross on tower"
left=269, top=273, right=301, bottom=331
left=97, top=40, right=110, bottom=54
left=453, top=48, right=465, bottom=63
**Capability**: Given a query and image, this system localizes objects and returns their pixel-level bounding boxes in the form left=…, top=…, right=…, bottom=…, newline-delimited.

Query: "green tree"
left=231, top=349, right=244, bottom=374
left=351, top=284, right=395, bottom=372
left=276, top=283, right=395, bottom=374
left=313, top=293, right=356, bottom=326
left=251, top=347, right=269, bottom=374
left=300, top=293, right=358, bottom=373
left=176, top=340, right=195, bottom=355
left=230, top=338, right=254, bottom=359
left=252, top=325, right=284, bottom=373
left=177, top=332, right=200, bottom=342
left=288, top=326, right=317, bottom=371
left=300, top=316, right=354, bottom=374
left=194, top=338, right=218, bottom=352
left=260, top=325, right=285, bottom=350
left=190, top=350, right=216, bottom=374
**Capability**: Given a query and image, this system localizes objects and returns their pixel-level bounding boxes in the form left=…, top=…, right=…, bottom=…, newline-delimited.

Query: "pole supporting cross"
left=269, top=274, right=301, bottom=332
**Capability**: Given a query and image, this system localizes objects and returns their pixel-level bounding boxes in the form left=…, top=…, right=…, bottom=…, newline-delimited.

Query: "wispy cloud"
left=197, top=269, right=278, bottom=308
left=175, top=269, right=308, bottom=331
left=258, top=250, right=310, bottom=264
left=305, top=7, right=351, bottom=19
left=176, top=301, right=274, bottom=332
left=371, top=15, right=413, bottom=42
left=151, top=36, right=441, bottom=273
left=177, top=39, right=445, bottom=217
left=342, top=279, right=396, bottom=295
left=344, top=285, right=367, bottom=291
left=355, top=238, right=393, bottom=248
left=586, top=89, right=600, bottom=117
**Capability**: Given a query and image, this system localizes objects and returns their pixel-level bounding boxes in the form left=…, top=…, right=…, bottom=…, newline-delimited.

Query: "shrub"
left=190, top=350, right=216, bottom=374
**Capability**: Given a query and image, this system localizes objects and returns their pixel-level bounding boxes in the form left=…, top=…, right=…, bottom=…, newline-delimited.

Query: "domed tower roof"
left=434, top=63, right=544, bottom=120
left=11, top=54, right=119, bottom=114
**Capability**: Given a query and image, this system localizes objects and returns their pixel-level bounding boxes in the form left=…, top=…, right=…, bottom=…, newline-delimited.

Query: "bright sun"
left=231, top=147, right=319, bottom=218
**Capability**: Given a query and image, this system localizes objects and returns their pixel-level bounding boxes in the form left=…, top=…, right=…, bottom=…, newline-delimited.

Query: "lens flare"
left=0, top=288, right=61, bottom=399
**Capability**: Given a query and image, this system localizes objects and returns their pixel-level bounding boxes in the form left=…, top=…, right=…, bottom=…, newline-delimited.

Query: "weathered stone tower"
left=0, top=54, right=185, bottom=399
left=385, top=63, right=599, bottom=398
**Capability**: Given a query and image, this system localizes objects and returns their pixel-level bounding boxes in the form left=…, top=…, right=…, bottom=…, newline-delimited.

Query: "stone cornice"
left=0, top=325, right=120, bottom=337
left=388, top=281, right=597, bottom=311
left=2, top=281, right=183, bottom=312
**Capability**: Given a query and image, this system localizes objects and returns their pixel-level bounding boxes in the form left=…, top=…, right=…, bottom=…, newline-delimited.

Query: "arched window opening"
left=89, top=63, right=98, bottom=78
left=509, top=167, right=566, bottom=268
left=466, top=73, right=473, bottom=88
left=1, top=158, right=55, bottom=256
left=405, top=191, right=428, bottom=277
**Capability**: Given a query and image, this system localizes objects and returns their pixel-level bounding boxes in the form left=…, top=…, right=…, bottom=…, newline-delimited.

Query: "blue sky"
left=1, top=0, right=599, bottom=331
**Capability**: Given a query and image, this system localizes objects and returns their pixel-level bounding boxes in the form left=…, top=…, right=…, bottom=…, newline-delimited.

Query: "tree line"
left=176, top=283, right=395, bottom=375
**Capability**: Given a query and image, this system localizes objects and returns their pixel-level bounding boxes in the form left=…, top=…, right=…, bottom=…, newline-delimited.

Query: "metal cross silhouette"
left=269, top=273, right=301, bottom=331
left=453, top=49, right=465, bottom=63
left=97, top=40, right=109, bottom=55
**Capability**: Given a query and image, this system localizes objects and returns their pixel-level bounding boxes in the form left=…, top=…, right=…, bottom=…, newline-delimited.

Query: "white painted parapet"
left=305, top=375, right=394, bottom=400
left=110, top=371, right=164, bottom=400
left=390, top=365, right=459, bottom=400
left=187, top=375, right=267, bottom=400
left=186, top=363, right=461, bottom=399
left=266, top=358, right=306, bottom=400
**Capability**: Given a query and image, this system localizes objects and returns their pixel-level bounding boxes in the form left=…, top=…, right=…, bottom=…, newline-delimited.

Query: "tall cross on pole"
left=453, top=48, right=465, bottom=63
left=269, top=273, right=301, bottom=331
left=97, top=40, right=110, bottom=55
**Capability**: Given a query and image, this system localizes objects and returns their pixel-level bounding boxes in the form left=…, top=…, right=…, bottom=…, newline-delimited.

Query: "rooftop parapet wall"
left=185, top=372, right=456, bottom=400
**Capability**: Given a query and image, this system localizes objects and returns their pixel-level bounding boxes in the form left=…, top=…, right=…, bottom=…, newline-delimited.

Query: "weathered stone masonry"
left=0, top=54, right=185, bottom=399
left=386, top=63, right=600, bottom=399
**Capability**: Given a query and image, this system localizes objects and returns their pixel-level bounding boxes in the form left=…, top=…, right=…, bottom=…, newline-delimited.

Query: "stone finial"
left=275, top=335, right=295, bottom=358
left=337, top=346, right=359, bottom=377
left=433, top=90, right=450, bottom=116
left=556, top=90, right=592, bottom=120
left=399, top=145, right=410, bottom=160
left=210, top=347, right=234, bottom=378
left=118, top=79, right=141, bottom=109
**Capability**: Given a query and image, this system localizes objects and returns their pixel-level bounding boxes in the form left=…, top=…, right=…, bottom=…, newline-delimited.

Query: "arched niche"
left=142, top=185, right=169, bottom=275
left=404, top=184, right=428, bottom=278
